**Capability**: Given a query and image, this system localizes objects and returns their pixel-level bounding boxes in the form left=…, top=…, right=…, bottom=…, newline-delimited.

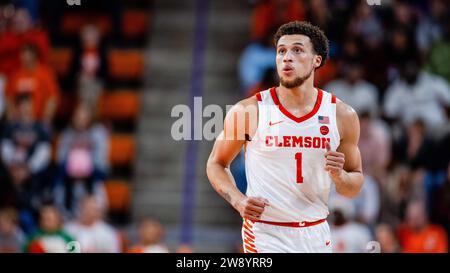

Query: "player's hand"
left=237, top=197, right=270, bottom=221
left=324, top=141, right=345, bottom=181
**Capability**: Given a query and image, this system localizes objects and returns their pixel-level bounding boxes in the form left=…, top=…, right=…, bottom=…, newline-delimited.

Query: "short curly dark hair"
left=274, top=21, right=329, bottom=69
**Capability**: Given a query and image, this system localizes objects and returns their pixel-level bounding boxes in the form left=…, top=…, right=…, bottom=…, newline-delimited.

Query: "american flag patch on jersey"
left=318, top=115, right=330, bottom=124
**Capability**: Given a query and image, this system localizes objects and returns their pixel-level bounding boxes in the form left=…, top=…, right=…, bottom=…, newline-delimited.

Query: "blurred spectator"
left=416, top=0, right=447, bottom=53
left=425, top=14, right=450, bottom=84
left=386, top=27, right=419, bottom=81
left=306, top=0, right=330, bottom=32
left=353, top=175, right=381, bottom=227
left=0, top=8, right=49, bottom=78
left=127, top=218, right=169, bottom=253
left=392, top=119, right=448, bottom=213
left=383, top=59, right=450, bottom=131
left=13, top=0, right=41, bottom=24
left=23, top=204, right=75, bottom=253
left=323, top=0, right=355, bottom=45
left=54, top=103, right=109, bottom=218
left=0, top=4, right=11, bottom=33
left=347, top=0, right=383, bottom=48
left=5, top=43, right=59, bottom=126
left=397, top=199, right=448, bottom=253
left=239, top=30, right=276, bottom=92
left=251, top=0, right=305, bottom=41
left=375, top=223, right=401, bottom=253
left=325, top=61, right=379, bottom=117
left=176, top=244, right=194, bottom=253
left=358, top=112, right=391, bottom=183
left=65, top=196, right=120, bottom=253
left=329, top=195, right=373, bottom=253
left=431, top=164, right=450, bottom=242
left=330, top=172, right=381, bottom=227
left=70, top=24, right=107, bottom=111
left=74, top=24, right=107, bottom=82
left=0, top=207, right=25, bottom=253
left=387, top=0, right=419, bottom=36
left=360, top=38, right=390, bottom=96
left=1, top=94, right=51, bottom=231
left=392, top=120, right=431, bottom=168
left=383, top=164, right=428, bottom=223
left=340, top=36, right=364, bottom=64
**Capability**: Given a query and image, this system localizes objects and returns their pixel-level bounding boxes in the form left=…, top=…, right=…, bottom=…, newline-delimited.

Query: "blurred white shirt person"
left=325, top=61, right=379, bottom=117
left=384, top=61, right=450, bottom=131
left=329, top=194, right=373, bottom=253
left=127, top=218, right=169, bottom=253
left=65, top=196, right=120, bottom=253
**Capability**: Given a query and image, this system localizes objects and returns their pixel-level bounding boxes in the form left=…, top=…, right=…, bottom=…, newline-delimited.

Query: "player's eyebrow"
left=277, top=42, right=305, bottom=48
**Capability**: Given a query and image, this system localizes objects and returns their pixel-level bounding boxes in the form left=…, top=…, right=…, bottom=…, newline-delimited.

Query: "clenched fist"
left=324, top=141, right=345, bottom=181
left=236, top=197, right=270, bottom=221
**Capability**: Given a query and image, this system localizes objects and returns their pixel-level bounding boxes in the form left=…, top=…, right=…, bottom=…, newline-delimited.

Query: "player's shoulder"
left=227, top=93, right=259, bottom=117
left=236, top=93, right=259, bottom=108
left=335, top=98, right=359, bottom=123
left=223, top=94, right=259, bottom=140
left=334, top=98, right=359, bottom=140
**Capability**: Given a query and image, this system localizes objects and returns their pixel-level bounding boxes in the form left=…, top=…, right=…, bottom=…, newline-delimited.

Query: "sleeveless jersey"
left=244, top=87, right=340, bottom=222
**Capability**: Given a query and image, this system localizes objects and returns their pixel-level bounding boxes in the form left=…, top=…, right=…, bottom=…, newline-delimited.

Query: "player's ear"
left=314, top=55, right=322, bottom=69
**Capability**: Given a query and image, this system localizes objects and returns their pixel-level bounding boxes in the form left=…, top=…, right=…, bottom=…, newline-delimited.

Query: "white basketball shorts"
left=242, top=218, right=332, bottom=253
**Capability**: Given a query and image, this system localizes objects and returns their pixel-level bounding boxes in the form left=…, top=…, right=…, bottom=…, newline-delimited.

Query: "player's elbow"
left=206, top=158, right=215, bottom=180
left=337, top=175, right=364, bottom=199
left=206, top=157, right=223, bottom=181
left=338, top=188, right=361, bottom=199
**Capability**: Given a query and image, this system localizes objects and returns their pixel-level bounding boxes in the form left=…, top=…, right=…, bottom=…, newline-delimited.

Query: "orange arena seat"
left=98, top=91, right=140, bottom=121
left=50, top=48, right=73, bottom=77
left=122, top=10, right=150, bottom=38
left=61, top=13, right=112, bottom=36
left=108, top=49, right=145, bottom=80
left=109, top=134, right=135, bottom=166
left=104, top=180, right=131, bottom=211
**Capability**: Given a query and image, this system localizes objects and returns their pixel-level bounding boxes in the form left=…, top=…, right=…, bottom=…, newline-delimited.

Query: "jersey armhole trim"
left=256, top=92, right=262, bottom=102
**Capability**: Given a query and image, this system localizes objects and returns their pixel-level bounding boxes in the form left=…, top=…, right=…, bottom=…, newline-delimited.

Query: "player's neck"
left=277, top=76, right=316, bottom=107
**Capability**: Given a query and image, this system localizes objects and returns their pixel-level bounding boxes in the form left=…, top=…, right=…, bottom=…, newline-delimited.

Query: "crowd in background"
left=1, top=0, right=450, bottom=253
left=236, top=0, right=450, bottom=253
left=0, top=0, right=174, bottom=253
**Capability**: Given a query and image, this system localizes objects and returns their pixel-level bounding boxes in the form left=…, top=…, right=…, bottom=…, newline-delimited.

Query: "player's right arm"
left=206, top=96, right=269, bottom=221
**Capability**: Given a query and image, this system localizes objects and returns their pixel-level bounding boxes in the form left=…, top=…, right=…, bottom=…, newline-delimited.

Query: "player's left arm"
left=325, top=100, right=364, bottom=199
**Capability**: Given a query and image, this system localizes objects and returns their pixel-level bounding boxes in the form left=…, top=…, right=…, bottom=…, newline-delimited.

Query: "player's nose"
left=282, top=51, right=293, bottom=62
left=283, top=55, right=293, bottom=63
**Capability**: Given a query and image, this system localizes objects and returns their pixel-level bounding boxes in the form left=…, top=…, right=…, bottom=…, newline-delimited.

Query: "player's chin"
left=280, top=72, right=296, bottom=79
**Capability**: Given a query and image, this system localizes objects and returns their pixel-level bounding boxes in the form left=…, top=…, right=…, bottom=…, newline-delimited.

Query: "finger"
left=244, top=214, right=260, bottom=221
left=326, top=163, right=343, bottom=170
left=325, top=165, right=342, bottom=172
left=257, top=197, right=270, bottom=206
left=325, top=162, right=343, bottom=168
left=248, top=198, right=267, bottom=208
left=244, top=210, right=262, bottom=219
left=325, top=151, right=345, bottom=158
left=325, top=141, right=331, bottom=152
left=325, top=156, right=345, bottom=164
left=246, top=205, right=264, bottom=214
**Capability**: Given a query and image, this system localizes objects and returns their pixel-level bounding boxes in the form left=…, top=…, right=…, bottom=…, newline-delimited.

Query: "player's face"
left=276, top=34, right=321, bottom=88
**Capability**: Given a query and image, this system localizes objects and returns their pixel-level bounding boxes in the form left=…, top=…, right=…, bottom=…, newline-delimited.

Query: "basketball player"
left=206, top=21, right=364, bottom=253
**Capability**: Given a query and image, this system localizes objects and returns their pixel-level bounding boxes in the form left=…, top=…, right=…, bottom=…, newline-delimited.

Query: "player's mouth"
left=282, top=66, right=294, bottom=75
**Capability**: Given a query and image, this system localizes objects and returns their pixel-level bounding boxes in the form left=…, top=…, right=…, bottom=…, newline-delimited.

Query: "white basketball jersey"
left=245, top=87, right=340, bottom=222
